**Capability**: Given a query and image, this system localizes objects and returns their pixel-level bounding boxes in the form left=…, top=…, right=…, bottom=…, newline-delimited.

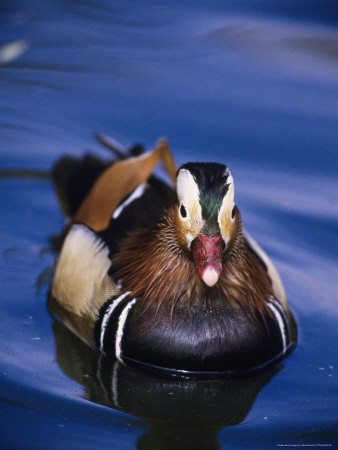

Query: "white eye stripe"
left=219, top=174, right=234, bottom=212
left=176, top=169, right=203, bottom=230
left=218, top=171, right=235, bottom=239
left=177, top=169, right=200, bottom=204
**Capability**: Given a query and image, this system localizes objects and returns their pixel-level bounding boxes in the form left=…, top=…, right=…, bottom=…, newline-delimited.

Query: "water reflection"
left=52, top=320, right=281, bottom=450
left=0, top=40, right=29, bottom=65
left=205, top=18, right=338, bottom=67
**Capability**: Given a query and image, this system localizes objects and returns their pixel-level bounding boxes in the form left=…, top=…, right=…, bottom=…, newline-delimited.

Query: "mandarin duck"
left=50, top=135, right=296, bottom=376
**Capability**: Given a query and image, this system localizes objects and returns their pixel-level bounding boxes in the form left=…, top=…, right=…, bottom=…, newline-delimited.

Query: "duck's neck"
left=113, top=213, right=272, bottom=318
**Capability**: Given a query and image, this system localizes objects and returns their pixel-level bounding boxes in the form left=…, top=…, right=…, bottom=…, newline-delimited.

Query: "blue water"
left=1, top=1, right=338, bottom=448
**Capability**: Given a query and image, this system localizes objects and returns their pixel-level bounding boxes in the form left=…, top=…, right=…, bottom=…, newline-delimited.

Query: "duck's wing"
left=50, top=224, right=119, bottom=347
left=50, top=137, right=177, bottom=346
left=52, top=137, right=177, bottom=251
left=52, top=135, right=150, bottom=220
left=71, top=138, right=176, bottom=232
left=243, top=230, right=288, bottom=311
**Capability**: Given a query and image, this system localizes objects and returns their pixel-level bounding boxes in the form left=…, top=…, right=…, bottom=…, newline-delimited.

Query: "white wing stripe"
left=112, top=184, right=145, bottom=219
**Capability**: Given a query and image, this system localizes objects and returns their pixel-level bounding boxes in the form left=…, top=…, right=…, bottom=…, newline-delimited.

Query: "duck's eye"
left=231, top=205, right=236, bottom=220
left=179, top=203, right=188, bottom=219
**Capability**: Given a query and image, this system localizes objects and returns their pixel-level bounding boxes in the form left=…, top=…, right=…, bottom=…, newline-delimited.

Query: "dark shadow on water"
left=0, top=168, right=52, bottom=179
left=52, top=320, right=281, bottom=450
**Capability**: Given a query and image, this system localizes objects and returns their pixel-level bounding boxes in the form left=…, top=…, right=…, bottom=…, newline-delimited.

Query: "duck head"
left=175, top=163, right=241, bottom=287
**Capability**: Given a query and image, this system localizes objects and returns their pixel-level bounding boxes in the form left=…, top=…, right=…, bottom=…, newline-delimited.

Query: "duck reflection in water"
left=52, top=320, right=281, bottom=450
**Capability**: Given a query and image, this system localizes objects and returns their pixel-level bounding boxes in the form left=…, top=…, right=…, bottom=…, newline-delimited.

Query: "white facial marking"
left=177, top=169, right=203, bottom=243
left=218, top=171, right=235, bottom=242
left=177, top=169, right=201, bottom=221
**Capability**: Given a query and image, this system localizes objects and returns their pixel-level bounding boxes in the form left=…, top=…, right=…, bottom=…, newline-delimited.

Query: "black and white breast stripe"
left=267, top=296, right=291, bottom=354
left=95, top=292, right=136, bottom=363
